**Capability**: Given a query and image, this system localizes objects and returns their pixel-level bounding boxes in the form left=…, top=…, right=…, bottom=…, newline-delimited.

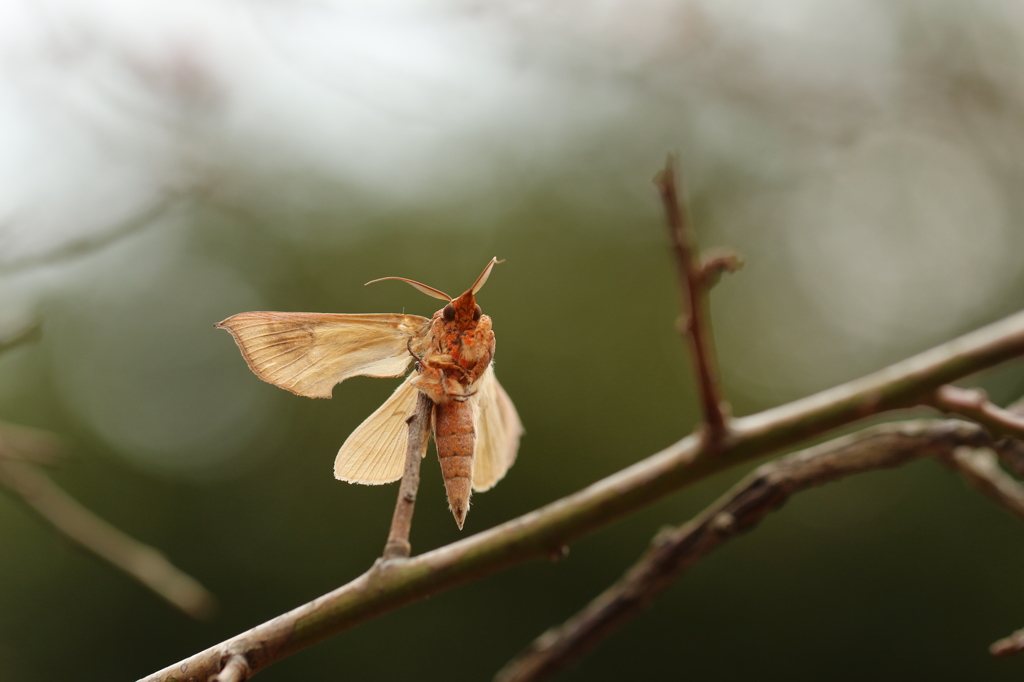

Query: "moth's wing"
left=215, top=312, right=431, bottom=399
left=471, top=365, right=523, bottom=492
left=335, top=373, right=429, bottom=484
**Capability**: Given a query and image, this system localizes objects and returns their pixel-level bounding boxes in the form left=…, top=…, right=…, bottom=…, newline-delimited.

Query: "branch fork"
left=930, top=385, right=1024, bottom=440
left=498, top=419, right=1024, bottom=681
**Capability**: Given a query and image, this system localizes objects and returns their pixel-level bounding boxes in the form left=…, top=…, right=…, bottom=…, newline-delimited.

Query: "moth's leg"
left=434, top=367, right=478, bottom=402
left=408, top=342, right=479, bottom=401
left=406, top=337, right=429, bottom=368
left=413, top=365, right=478, bottom=403
left=441, top=377, right=478, bottom=402
left=411, top=368, right=447, bottom=404
left=406, top=339, right=460, bottom=377
left=408, top=339, right=464, bottom=377
left=431, top=357, right=474, bottom=383
left=449, top=388, right=477, bottom=402
left=421, top=350, right=475, bottom=383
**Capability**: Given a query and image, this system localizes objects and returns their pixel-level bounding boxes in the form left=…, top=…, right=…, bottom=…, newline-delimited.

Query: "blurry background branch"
left=0, top=280, right=214, bottom=620
left=496, top=419, right=1024, bottom=681
left=932, top=385, right=1024, bottom=440
left=992, top=628, right=1024, bottom=659
left=0, top=444, right=216, bottom=619
left=0, top=420, right=63, bottom=466
left=942, top=447, right=1024, bottom=521
left=0, top=193, right=185, bottom=275
left=0, top=319, right=43, bottom=356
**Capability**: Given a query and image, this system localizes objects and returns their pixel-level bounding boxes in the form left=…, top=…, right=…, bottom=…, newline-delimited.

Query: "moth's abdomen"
left=434, top=400, right=474, bottom=529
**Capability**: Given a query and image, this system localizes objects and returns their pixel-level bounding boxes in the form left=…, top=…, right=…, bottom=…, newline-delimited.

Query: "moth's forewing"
left=470, top=366, right=523, bottom=492
left=334, top=373, right=427, bottom=484
left=215, top=312, right=430, bottom=398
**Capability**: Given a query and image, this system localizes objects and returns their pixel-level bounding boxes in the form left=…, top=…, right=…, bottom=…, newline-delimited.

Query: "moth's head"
left=365, top=258, right=501, bottom=327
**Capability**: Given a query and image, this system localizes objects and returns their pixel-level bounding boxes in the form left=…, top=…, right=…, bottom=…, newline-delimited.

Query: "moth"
left=215, top=258, right=522, bottom=529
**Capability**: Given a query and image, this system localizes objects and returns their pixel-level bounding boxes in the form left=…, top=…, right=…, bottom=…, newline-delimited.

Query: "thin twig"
left=139, top=309, right=1024, bottom=682
left=0, top=193, right=183, bottom=275
left=943, top=432, right=1024, bottom=659
left=655, top=156, right=730, bottom=442
left=991, top=628, right=1024, bottom=658
left=699, top=248, right=744, bottom=288
left=0, top=318, right=42, bottom=355
left=0, top=458, right=216, bottom=619
left=382, top=392, right=433, bottom=560
left=210, top=654, right=251, bottom=682
left=992, top=396, right=1024, bottom=478
left=495, top=420, right=992, bottom=682
left=940, top=446, right=1024, bottom=521
left=996, top=440, right=1024, bottom=480
left=0, top=421, right=66, bottom=466
left=931, top=385, right=1024, bottom=440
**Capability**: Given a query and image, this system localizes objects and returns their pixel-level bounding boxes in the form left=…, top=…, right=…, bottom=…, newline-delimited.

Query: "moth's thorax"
left=413, top=293, right=495, bottom=404
left=429, top=319, right=494, bottom=378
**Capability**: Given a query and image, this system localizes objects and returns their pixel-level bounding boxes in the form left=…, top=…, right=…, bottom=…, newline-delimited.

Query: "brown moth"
left=215, top=258, right=522, bottom=529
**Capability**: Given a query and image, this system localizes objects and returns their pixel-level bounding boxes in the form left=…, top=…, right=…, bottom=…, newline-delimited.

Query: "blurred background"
left=1, top=0, right=1024, bottom=679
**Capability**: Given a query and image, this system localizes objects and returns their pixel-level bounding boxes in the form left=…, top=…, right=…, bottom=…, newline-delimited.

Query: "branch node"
left=546, top=545, right=569, bottom=563
left=382, top=540, right=413, bottom=562
left=651, top=525, right=677, bottom=547
left=931, top=385, right=1024, bottom=440
left=711, top=511, right=736, bottom=534
left=699, top=249, right=744, bottom=288
left=212, top=654, right=251, bottom=682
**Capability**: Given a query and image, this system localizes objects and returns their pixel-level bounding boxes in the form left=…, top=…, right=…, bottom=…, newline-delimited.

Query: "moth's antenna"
left=366, top=276, right=452, bottom=302
left=469, top=257, right=503, bottom=295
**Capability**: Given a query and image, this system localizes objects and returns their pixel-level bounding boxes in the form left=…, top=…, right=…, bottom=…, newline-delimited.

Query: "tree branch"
left=931, top=385, right=1024, bottom=440
left=0, top=421, right=65, bottom=465
left=495, top=420, right=1013, bottom=681
left=382, top=392, right=432, bottom=560
left=0, top=457, right=216, bottom=619
left=139, top=308, right=1024, bottom=682
left=655, top=156, right=731, bottom=442
left=940, top=446, right=1024, bottom=521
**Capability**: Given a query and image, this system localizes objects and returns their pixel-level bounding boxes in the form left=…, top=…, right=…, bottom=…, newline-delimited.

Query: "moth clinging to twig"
left=215, top=258, right=522, bottom=529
